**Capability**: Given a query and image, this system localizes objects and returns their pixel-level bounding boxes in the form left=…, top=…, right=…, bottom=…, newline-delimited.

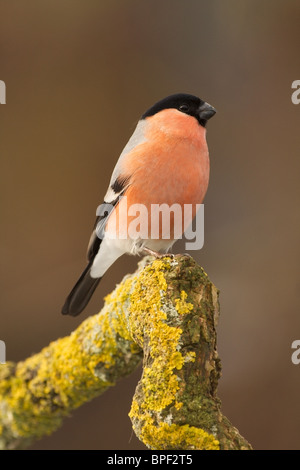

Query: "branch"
left=0, top=256, right=252, bottom=450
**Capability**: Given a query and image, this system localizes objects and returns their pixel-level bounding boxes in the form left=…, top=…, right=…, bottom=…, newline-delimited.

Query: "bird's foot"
left=175, top=252, right=193, bottom=258
left=143, top=247, right=174, bottom=259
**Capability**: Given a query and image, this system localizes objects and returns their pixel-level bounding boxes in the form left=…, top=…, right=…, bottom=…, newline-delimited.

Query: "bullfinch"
left=62, top=93, right=216, bottom=316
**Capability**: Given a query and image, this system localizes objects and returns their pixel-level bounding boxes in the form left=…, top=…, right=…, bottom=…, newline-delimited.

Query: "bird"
left=62, top=93, right=216, bottom=316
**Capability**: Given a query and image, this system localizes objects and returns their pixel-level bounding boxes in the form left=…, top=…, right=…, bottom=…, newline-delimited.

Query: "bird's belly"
left=132, top=142, right=209, bottom=206
left=106, top=141, right=209, bottom=243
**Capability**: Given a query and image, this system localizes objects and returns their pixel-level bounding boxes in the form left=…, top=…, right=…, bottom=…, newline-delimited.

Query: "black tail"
left=62, top=261, right=102, bottom=316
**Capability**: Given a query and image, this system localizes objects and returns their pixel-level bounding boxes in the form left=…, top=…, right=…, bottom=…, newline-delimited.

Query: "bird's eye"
left=179, top=104, right=190, bottom=113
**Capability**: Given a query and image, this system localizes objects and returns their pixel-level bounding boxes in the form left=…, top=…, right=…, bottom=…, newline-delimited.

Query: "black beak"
left=198, top=102, right=216, bottom=126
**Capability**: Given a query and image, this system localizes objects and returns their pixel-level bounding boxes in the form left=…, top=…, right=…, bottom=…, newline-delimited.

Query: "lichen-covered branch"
left=0, top=256, right=252, bottom=450
left=127, top=257, right=251, bottom=450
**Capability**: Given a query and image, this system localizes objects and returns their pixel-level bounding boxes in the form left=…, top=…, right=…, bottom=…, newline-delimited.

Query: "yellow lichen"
left=184, top=351, right=196, bottom=363
left=139, top=420, right=220, bottom=450
left=130, top=399, right=140, bottom=417
left=175, top=290, right=194, bottom=315
left=174, top=401, right=183, bottom=410
left=128, top=259, right=186, bottom=412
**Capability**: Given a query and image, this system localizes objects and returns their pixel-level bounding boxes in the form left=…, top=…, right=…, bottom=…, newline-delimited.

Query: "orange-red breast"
left=62, top=93, right=216, bottom=316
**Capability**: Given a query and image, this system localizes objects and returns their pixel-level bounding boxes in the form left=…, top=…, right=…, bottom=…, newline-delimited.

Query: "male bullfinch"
left=62, top=93, right=216, bottom=316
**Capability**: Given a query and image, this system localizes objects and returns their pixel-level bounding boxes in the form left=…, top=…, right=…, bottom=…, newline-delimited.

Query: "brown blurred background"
left=1, top=0, right=300, bottom=450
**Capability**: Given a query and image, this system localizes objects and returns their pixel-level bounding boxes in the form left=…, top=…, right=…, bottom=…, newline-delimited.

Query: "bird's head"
left=142, top=93, right=216, bottom=128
